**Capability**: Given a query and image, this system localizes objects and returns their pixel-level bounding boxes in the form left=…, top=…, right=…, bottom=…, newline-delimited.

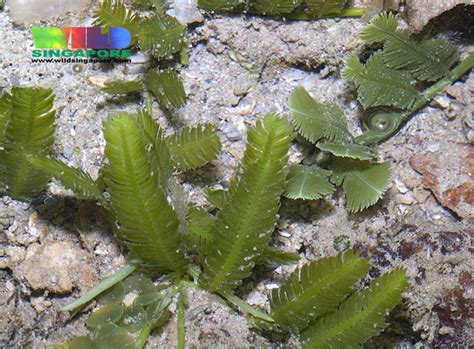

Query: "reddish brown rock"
left=433, top=272, right=474, bottom=347
left=409, top=143, right=474, bottom=220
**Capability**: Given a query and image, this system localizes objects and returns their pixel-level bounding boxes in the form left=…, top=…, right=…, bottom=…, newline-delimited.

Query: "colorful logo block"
left=31, top=27, right=131, bottom=49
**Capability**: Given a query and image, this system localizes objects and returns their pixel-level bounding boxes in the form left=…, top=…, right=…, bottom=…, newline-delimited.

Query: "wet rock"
left=167, top=0, right=203, bottom=25
left=14, top=241, right=97, bottom=294
left=6, top=0, right=91, bottom=25
left=406, top=0, right=474, bottom=32
left=409, top=143, right=474, bottom=220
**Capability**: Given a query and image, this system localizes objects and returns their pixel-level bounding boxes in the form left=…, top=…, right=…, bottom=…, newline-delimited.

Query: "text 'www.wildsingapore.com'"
left=31, top=57, right=132, bottom=64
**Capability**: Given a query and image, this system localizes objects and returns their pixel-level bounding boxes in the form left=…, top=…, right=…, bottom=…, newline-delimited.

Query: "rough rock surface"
left=407, top=0, right=474, bottom=32
left=409, top=144, right=474, bottom=220
left=14, top=240, right=98, bottom=294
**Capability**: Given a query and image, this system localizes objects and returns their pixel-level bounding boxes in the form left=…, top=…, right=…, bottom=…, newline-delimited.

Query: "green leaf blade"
left=271, top=249, right=370, bottom=332
left=289, top=86, right=349, bottom=143
left=284, top=164, right=335, bottom=200
left=251, top=0, right=303, bottom=15
left=304, top=0, right=347, bottom=17
left=185, top=205, right=216, bottom=255
left=146, top=69, right=187, bottom=109
left=301, top=267, right=409, bottom=348
left=167, top=123, right=221, bottom=171
left=201, top=114, right=293, bottom=292
left=139, top=14, right=186, bottom=60
left=198, top=0, right=246, bottom=11
left=258, top=246, right=300, bottom=265
left=102, top=80, right=144, bottom=95
left=29, top=156, right=106, bottom=205
left=0, top=87, right=56, bottom=200
left=317, top=142, right=377, bottom=161
left=93, top=0, right=140, bottom=45
left=135, top=108, right=172, bottom=190
left=330, top=158, right=391, bottom=212
left=103, top=113, right=187, bottom=273
left=361, top=12, right=458, bottom=81
left=342, top=53, right=420, bottom=110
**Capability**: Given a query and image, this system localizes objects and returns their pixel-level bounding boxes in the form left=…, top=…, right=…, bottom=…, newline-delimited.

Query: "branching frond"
left=185, top=206, right=216, bottom=254
left=167, top=123, right=221, bottom=171
left=361, top=12, right=458, bottom=81
left=289, top=87, right=350, bottom=143
left=330, top=158, right=391, bottom=213
left=102, top=80, right=144, bottom=95
left=317, top=142, right=377, bottom=161
left=342, top=53, right=419, bottom=110
left=201, top=114, right=293, bottom=292
left=93, top=0, right=141, bottom=45
left=138, top=14, right=186, bottom=59
left=103, top=113, right=187, bottom=273
left=270, top=250, right=370, bottom=332
left=29, top=156, right=106, bottom=205
left=301, top=267, right=408, bottom=348
left=134, top=109, right=172, bottom=190
left=146, top=69, right=187, bottom=109
left=0, top=87, right=56, bottom=200
left=284, top=164, right=335, bottom=200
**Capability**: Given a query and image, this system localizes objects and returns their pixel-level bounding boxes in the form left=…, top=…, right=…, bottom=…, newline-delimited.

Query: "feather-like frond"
left=138, top=14, right=186, bottom=59
left=330, top=158, right=391, bottom=213
left=146, top=69, right=187, bottom=109
left=103, top=113, right=187, bottom=273
left=134, top=108, right=172, bottom=190
left=270, top=249, right=370, bottom=332
left=289, top=87, right=350, bottom=143
left=185, top=205, right=216, bottom=254
left=342, top=53, right=419, bottom=110
left=301, top=267, right=408, bottom=348
left=102, top=80, right=144, bottom=95
left=0, top=87, right=56, bottom=200
left=29, top=156, right=106, bottom=205
left=201, top=114, right=293, bottom=292
left=361, top=12, right=458, bottom=81
left=93, top=0, right=141, bottom=45
left=167, top=123, right=221, bottom=171
left=317, top=142, right=377, bottom=161
left=284, top=164, right=335, bottom=200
